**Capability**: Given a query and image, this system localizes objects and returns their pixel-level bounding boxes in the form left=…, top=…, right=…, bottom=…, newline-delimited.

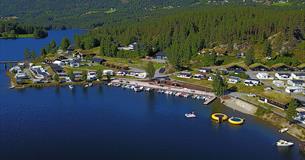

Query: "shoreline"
left=7, top=69, right=305, bottom=142
left=221, top=96, right=305, bottom=142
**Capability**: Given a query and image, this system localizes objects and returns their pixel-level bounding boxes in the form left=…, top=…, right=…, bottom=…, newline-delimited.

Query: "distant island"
left=0, top=20, right=48, bottom=39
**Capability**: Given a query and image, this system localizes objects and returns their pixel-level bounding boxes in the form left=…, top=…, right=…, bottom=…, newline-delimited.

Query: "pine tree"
left=263, top=41, right=272, bottom=58
left=61, top=37, right=70, bottom=51
left=41, top=48, right=47, bottom=57
left=212, top=73, right=227, bottom=96
left=245, top=47, right=255, bottom=66
left=145, top=61, right=156, bottom=79
left=24, top=48, right=30, bottom=60
left=286, top=99, right=298, bottom=123
left=30, top=50, right=36, bottom=60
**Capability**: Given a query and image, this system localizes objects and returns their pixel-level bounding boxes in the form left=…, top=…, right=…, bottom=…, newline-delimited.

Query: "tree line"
left=76, top=6, right=305, bottom=69
left=0, top=20, right=48, bottom=38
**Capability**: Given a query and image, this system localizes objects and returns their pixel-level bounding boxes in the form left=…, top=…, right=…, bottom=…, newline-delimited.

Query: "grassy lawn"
left=83, top=47, right=165, bottom=70
left=0, top=34, right=34, bottom=39
left=170, top=76, right=213, bottom=89
left=17, top=34, right=34, bottom=38
left=104, top=8, right=117, bottom=14
left=229, top=83, right=264, bottom=94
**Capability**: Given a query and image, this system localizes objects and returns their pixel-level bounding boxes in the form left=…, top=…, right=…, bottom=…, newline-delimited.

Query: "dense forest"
left=76, top=6, right=305, bottom=69
left=0, top=0, right=199, bottom=28
left=0, top=20, right=48, bottom=39
left=1, top=0, right=304, bottom=28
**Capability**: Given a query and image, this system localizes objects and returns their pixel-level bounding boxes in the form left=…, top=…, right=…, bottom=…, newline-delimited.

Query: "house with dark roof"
left=297, top=64, right=305, bottom=72
left=154, top=51, right=167, bottom=60
left=272, top=64, right=293, bottom=71
left=249, top=63, right=270, bottom=71
left=226, top=65, right=246, bottom=72
left=258, top=96, right=288, bottom=110
left=92, top=57, right=106, bottom=64
left=50, top=64, right=64, bottom=74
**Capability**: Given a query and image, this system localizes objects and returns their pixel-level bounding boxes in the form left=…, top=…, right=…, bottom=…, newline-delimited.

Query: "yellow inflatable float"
left=228, top=117, right=244, bottom=125
left=211, top=113, right=228, bottom=123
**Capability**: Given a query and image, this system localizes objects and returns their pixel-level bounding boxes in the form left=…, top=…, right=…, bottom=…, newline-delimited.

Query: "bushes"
left=104, top=62, right=129, bottom=70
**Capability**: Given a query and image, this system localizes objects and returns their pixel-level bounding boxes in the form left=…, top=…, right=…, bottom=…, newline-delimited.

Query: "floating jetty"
left=228, top=117, right=244, bottom=125
left=211, top=113, right=229, bottom=123
left=110, top=79, right=216, bottom=105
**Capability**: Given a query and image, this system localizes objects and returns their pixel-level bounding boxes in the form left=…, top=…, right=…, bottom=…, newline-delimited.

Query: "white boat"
left=88, top=83, right=93, bottom=87
left=185, top=112, right=196, bottom=118
left=9, top=85, right=15, bottom=89
left=145, top=87, right=151, bottom=91
left=84, top=84, right=89, bottom=88
left=133, top=86, right=143, bottom=92
left=68, top=85, right=73, bottom=89
left=279, top=128, right=289, bottom=133
left=276, top=140, right=294, bottom=147
left=107, top=82, right=113, bottom=86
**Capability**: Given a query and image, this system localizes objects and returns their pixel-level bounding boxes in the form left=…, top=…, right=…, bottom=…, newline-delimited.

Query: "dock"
left=203, top=96, right=217, bottom=105
left=111, top=79, right=216, bottom=105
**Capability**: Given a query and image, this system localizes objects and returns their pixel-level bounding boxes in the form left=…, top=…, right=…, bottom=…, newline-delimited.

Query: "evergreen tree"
left=41, top=48, right=47, bottom=57
left=24, top=48, right=30, bottom=60
left=53, top=73, right=59, bottom=82
left=286, top=99, right=298, bottom=123
left=30, top=50, right=36, bottom=60
left=245, top=47, right=255, bottom=66
left=263, top=41, right=272, bottom=57
left=81, top=70, right=87, bottom=81
left=68, top=70, right=74, bottom=81
left=74, top=35, right=81, bottom=49
left=96, top=69, right=103, bottom=80
left=61, top=37, right=70, bottom=51
left=212, top=73, right=227, bottom=96
left=48, top=40, right=57, bottom=54
left=145, top=61, right=156, bottom=79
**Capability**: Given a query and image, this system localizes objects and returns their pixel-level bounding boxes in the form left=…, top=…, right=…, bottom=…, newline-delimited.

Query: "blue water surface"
left=0, top=29, right=86, bottom=61
left=0, top=30, right=304, bottom=160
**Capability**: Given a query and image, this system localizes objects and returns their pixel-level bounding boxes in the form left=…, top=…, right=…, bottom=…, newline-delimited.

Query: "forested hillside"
left=0, top=20, right=48, bottom=39
left=1, top=0, right=304, bottom=28
left=76, top=6, right=305, bottom=69
left=0, top=0, right=200, bottom=28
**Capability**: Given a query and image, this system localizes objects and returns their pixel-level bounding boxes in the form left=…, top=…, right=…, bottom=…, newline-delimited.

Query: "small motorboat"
left=276, top=140, right=294, bottom=147
left=84, top=84, right=89, bottom=88
left=68, top=85, right=74, bottom=89
left=9, top=85, right=15, bottom=89
left=185, top=112, right=196, bottom=118
left=279, top=128, right=289, bottom=133
left=88, top=83, right=93, bottom=87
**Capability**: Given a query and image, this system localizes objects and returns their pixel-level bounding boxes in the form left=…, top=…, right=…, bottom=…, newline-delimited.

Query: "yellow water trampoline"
left=228, top=117, right=244, bottom=125
left=211, top=113, right=228, bottom=122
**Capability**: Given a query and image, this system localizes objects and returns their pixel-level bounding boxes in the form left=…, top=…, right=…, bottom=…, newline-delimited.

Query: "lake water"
left=0, top=30, right=305, bottom=160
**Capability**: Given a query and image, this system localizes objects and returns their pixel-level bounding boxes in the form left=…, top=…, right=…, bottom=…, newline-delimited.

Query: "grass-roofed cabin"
left=298, top=63, right=305, bottom=72
left=271, top=63, right=294, bottom=71
left=249, top=63, right=270, bottom=71
left=226, top=64, right=247, bottom=73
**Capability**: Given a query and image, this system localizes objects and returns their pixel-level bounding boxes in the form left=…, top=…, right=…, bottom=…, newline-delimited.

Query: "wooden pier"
left=0, top=61, right=19, bottom=69
left=111, top=79, right=216, bottom=105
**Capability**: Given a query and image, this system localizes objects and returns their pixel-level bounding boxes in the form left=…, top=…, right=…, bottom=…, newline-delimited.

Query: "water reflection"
left=97, top=85, right=104, bottom=95
left=146, top=92, right=156, bottom=112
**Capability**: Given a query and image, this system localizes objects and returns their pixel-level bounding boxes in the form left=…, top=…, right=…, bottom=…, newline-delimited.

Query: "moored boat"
left=68, top=85, right=73, bottom=89
left=279, top=128, right=289, bottom=133
left=185, top=112, right=196, bottom=118
left=276, top=140, right=294, bottom=147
